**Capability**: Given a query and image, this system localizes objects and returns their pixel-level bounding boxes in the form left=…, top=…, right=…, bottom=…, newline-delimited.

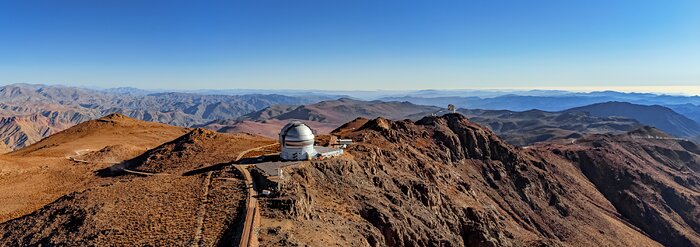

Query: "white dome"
left=280, top=121, right=314, bottom=144
left=279, top=121, right=317, bottom=160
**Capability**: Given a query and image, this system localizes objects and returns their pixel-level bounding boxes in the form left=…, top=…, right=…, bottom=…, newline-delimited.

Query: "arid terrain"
left=0, top=84, right=331, bottom=153
left=0, top=112, right=698, bottom=246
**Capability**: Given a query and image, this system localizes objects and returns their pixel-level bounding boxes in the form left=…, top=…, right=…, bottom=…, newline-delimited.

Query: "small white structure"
left=280, top=121, right=317, bottom=160
left=314, top=146, right=344, bottom=159
left=337, top=139, right=353, bottom=148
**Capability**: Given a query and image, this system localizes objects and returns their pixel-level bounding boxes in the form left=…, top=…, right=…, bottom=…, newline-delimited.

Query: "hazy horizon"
left=3, top=82, right=700, bottom=97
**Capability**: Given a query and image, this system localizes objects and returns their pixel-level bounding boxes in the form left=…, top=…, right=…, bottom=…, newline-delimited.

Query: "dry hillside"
left=0, top=115, right=275, bottom=245
left=0, top=114, right=188, bottom=222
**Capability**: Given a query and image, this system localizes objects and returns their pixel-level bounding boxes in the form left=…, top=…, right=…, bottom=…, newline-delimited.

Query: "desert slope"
left=0, top=116, right=275, bottom=245
left=0, top=114, right=188, bottom=222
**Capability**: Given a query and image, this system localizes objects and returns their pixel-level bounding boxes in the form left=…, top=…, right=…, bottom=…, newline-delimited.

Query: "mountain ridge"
left=0, top=84, right=332, bottom=153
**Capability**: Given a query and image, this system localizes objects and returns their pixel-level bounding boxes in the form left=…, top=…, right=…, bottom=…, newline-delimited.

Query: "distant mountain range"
left=381, top=91, right=700, bottom=123
left=199, top=98, right=700, bottom=146
left=0, top=84, right=333, bottom=152
left=565, top=102, right=700, bottom=139
left=460, top=109, right=643, bottom=146
left=195, top=98, right=441, bottom=138
left=2, top=84, right=700, bottom=153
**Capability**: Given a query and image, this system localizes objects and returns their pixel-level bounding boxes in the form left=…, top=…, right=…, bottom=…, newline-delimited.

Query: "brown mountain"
left=198, top=98, right=441, bottom=138
left=0, top=114, right=189, bottom=223
left=0, top=113, right=92, bottom=152
left=124, top=128, right=275, bottom=174
left=460, top=109, right=643, bottom=146
left=1, top=113, right=698, bottom=246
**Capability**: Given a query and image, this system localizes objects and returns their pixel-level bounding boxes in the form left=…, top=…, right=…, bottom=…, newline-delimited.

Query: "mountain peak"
left=627, top=126, right=672, bottom=138
left=98, top=113, right=131, bottom=121
left=342, top=113, right=517, bottom=163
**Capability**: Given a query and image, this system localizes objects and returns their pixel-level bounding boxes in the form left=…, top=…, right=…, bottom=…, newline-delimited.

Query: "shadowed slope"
left=548, top=127, right=700, bottom=246
left=566, top=102, right=700, bottom=139
left=125, top=128, right=275, bottom=174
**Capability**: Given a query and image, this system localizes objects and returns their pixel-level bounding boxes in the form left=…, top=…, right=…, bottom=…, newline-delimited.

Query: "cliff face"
left=259, top=114, right=662, bottom=246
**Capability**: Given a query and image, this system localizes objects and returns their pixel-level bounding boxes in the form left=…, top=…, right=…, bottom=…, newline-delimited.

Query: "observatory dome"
left=279, top=121, right=317, bottom=160
left=280, top=122, right=315, bottom=145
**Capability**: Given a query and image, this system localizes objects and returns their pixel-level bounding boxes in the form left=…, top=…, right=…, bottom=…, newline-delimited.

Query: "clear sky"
left=1, top=0, right=699, bottom=92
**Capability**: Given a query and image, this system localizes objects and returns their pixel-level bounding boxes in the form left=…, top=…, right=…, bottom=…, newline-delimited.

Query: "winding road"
left=66, top=149, right=167, bottom=176
left=192, top=143, right=276, bottom=247
left=233, top=143, right=277, bottom=247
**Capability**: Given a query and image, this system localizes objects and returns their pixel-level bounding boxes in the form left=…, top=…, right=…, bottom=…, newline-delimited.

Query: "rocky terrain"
left=0, top=84, right=330, bottom=153
left=257, top=114, right=698, bottom=246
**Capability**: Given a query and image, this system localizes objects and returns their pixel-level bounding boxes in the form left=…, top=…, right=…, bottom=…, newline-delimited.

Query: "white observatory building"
left=279, top=121, right=318, bottom=160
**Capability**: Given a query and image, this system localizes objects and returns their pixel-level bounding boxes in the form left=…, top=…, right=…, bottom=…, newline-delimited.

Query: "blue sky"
left=1, top=0, right=699, bottom=91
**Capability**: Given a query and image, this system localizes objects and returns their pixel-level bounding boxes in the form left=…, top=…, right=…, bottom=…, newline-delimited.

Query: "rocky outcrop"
left=258, top=114, right=664, bottom=246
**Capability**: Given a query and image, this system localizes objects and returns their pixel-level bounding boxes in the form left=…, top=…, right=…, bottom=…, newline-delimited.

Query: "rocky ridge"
left=258, top=114, right=664, bottom=246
